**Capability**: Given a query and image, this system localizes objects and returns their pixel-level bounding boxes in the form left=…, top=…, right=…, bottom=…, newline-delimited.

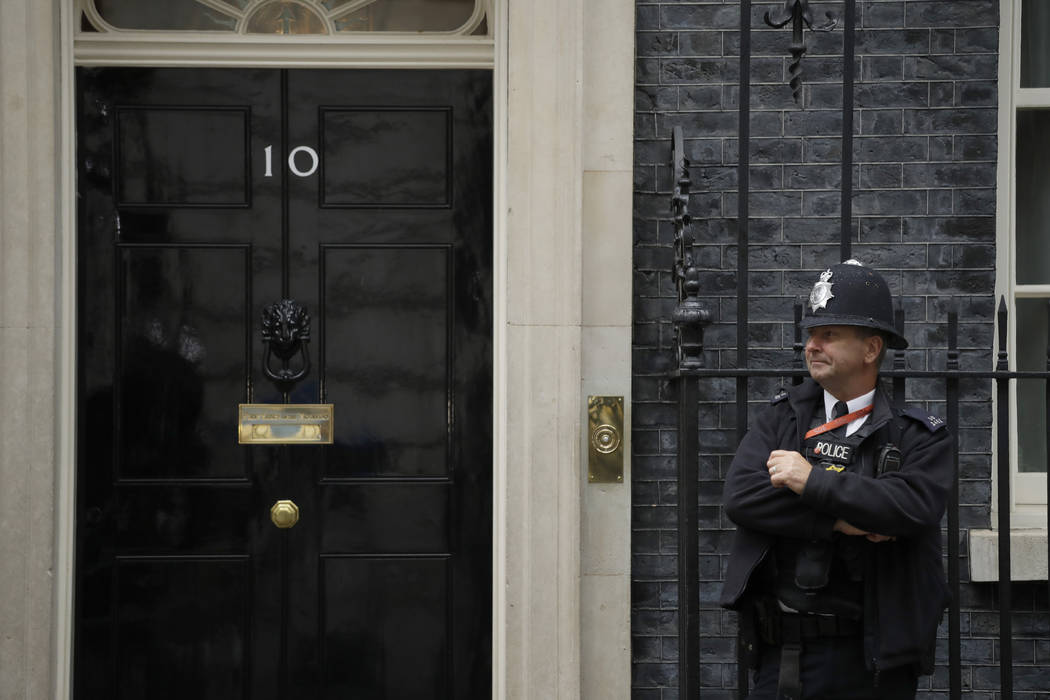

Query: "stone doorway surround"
left=0, top=1, right=633, bottom=698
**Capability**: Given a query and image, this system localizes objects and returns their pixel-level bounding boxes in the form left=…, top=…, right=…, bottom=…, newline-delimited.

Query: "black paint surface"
left=75, top=67, right=492, bottom=699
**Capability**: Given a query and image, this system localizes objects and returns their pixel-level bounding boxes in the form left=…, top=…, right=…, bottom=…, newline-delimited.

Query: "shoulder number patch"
left=770, top=388, right=789, bottom=405
left=901, top=405, right=947, bottom=432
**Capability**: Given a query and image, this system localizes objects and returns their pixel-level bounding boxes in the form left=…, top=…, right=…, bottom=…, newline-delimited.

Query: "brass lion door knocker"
left=261, top=299, right=311, bottom=396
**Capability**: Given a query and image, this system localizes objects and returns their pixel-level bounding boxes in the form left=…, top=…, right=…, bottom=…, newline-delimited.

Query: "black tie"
left=832, top=401, right=849, bottom=436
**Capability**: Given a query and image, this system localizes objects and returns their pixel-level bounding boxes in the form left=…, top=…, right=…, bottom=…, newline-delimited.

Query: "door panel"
left=75, top=67, right=492, bottom=699
left=114, top=556, right=251, bottom=699
left=320, top=108, right=451, bottom=207
left=118, top=244, right=252, bottom=480
left=321, top=555, right=450, bottom=695
left=77, top=68, right=282, bottom=700
left=320, top=244, right=452, bottom=478
left=282, top=69, right=492, bottom=699
left=116, top=107, right=250, bottom=206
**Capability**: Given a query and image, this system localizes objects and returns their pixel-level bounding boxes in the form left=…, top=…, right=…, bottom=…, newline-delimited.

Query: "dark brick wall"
left=632, top=1, right=1049, bottom=698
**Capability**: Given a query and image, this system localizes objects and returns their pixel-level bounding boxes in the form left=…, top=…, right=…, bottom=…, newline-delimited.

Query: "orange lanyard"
left=803, top=405, right=873, bottom=440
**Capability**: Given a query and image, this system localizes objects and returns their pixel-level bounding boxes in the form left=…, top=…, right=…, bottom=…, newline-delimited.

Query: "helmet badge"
left=809, top=269, right=835, bottom=312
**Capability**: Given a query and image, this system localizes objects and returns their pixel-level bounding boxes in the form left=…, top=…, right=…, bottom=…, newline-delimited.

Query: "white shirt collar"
left=823, top=388, right=875, bottom=436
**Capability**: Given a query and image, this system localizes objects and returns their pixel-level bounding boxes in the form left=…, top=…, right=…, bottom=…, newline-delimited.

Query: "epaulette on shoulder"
left=899, top=405, right=947, bottom=432
left=770, top=388, right=789, bottom=405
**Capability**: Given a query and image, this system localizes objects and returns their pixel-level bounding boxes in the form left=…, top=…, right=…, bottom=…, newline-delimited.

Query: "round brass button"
left=591, top=424, right=621, bottom=454
left=270, top=499, right=300, bottom=529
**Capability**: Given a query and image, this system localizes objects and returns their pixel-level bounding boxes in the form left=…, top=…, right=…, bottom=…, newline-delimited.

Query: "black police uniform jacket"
left=720, top=378, right=952, bottom=675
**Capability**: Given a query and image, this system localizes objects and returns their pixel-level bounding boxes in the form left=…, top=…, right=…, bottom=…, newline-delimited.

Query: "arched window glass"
left=245, top=3, right=328, bottom=35
left=335, top=0, right=478, bottom=33
left=84, top=0, right=486, bottom=35
left=91, top=0, right=240, bottom=31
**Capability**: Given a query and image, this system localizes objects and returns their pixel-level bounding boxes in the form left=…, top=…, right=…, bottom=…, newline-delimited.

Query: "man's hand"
left=766, top=453, right=898, bottom=542
left=766, top=450, right=812, bottom=495
left=834, top=518, right=896, bottom=543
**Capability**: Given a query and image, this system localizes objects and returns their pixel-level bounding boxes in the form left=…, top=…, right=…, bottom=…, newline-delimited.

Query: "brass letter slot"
left=588, top=395, right=624, bottom=483
left=238, top=404, right=334, bottom=444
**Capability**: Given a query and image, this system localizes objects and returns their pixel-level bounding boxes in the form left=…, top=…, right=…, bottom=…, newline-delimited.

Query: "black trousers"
left=747, top=636, right=918, bottom=700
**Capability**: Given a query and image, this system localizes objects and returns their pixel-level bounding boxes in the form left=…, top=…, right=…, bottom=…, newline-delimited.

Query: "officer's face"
left=805, top=325, right=881, bottom=395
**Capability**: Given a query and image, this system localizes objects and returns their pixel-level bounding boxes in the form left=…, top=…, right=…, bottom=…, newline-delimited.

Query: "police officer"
left=720, top=260, right=953, bottom=699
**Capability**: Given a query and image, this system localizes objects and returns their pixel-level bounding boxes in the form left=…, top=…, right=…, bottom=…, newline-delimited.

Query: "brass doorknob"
left=270, top=499, right=300, bottom=529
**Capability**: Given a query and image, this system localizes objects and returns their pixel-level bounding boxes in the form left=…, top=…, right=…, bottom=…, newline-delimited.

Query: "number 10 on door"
left=263, top=145, right=319, bottom=177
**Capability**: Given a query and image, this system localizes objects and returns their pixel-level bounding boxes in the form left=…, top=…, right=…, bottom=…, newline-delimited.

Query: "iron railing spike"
left=946, top=297, right=962, bottom=700
left=947, top=301, right=959, bottom=370
left=1045, top=301, right=1050, bottom=621
left=997, top=296, right=1009, bottom=371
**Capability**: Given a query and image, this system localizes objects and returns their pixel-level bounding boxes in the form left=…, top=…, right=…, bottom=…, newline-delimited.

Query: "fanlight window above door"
left=80, top=0, right=488, bottom=35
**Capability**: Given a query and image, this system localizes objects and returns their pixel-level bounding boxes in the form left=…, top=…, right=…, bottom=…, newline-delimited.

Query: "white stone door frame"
left=44, top=1, right=634, bottom=698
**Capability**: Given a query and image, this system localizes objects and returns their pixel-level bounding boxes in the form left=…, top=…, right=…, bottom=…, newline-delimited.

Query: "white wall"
left=499, top=0, right=634, bottom=696
left=0, top=1, right=60, bottom=697
left=0, top=0, right=636, bottom=696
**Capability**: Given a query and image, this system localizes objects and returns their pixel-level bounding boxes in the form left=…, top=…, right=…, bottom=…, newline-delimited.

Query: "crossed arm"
left=765, top=449, right=893, bottom=541
left=724, top=407, right=952, bottom=541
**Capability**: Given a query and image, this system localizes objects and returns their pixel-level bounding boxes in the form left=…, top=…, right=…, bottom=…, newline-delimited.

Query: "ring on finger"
left=771, top=466, right=778, bottom=475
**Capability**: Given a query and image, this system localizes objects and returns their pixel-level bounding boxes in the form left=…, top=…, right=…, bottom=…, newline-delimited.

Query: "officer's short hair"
left=855, top=326, right=890, bottom=366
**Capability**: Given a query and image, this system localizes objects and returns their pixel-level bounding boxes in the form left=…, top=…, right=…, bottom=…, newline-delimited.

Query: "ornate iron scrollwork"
left=670, top=127, right=711, bottom=372
left=764, top=0, right=837, bottom=106
left=261, top=299, right=311, bottom=394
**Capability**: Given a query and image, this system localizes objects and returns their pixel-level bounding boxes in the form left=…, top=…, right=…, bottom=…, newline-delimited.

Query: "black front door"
left=74, top=68, right=492, bottom=699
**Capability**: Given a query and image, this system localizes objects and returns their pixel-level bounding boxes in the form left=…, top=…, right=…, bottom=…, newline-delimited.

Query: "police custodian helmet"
left=798, top=259, right=908, bottom=349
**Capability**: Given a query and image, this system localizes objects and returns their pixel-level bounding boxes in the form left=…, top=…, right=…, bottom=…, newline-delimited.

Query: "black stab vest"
left=770, top=401, right=875, bottom=618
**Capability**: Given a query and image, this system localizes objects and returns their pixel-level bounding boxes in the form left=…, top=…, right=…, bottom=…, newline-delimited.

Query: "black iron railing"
left=672, top=300, right=1048, bottom=699
left=663, top=2, right=1049, bottom=697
